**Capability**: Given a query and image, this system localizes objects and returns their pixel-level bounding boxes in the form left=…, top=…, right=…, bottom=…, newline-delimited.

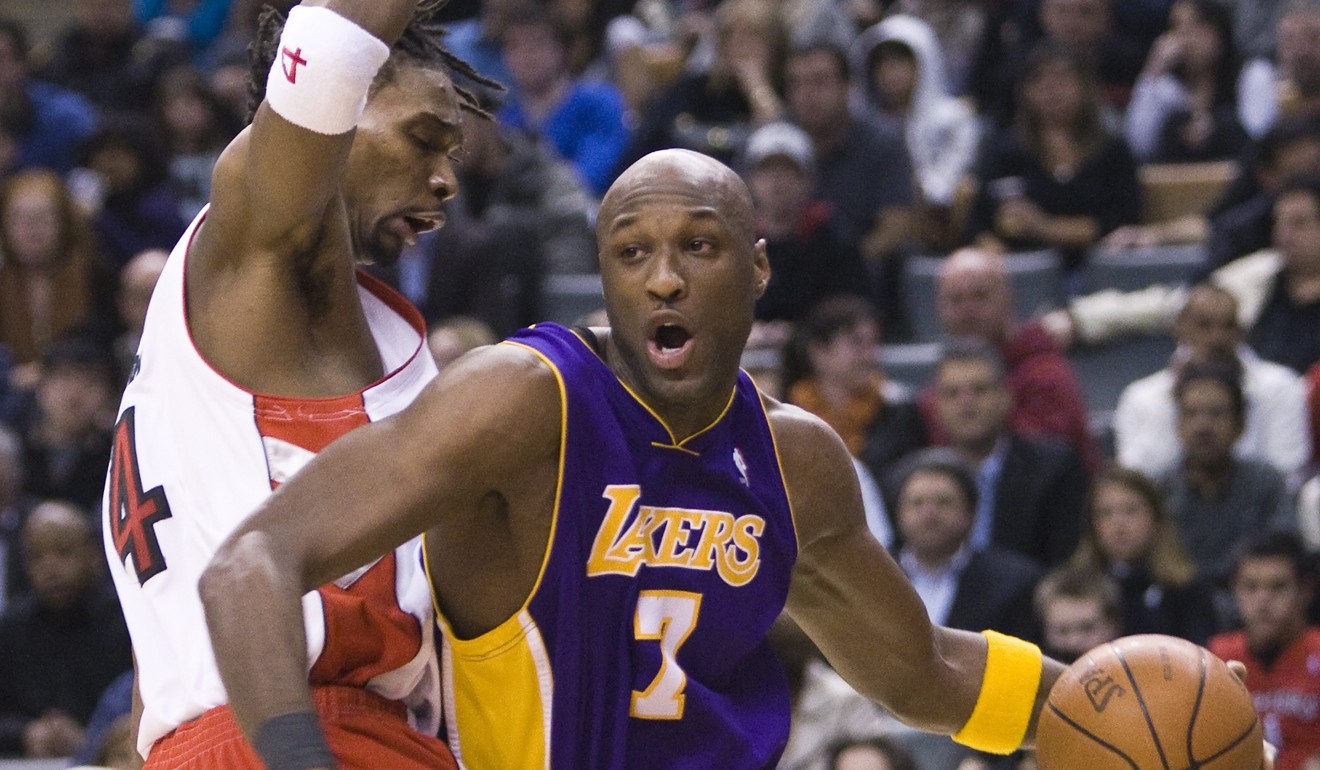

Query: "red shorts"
left=144, top=686, right=456, bottom=769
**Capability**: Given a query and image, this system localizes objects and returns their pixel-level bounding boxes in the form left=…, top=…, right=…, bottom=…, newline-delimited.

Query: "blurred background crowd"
left=2, top=0, right=1320, bottom=768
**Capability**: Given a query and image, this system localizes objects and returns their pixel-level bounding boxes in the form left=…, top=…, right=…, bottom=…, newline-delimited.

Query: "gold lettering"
left=587, top=485, right=645, bottom=577
left=651, top=509, right=705, bottom=567
left=719, top=516, right=765, bottom=586
left=689, top=511, right=734, bottom=571
left=587, top=486, right=765, bottom=587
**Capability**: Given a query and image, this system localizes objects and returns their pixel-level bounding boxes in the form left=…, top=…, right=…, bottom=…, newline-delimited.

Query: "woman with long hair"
left=965, top=43, right=1141, bottom=276
left=0, top=169, right=112, bottom=365
left=1069, top=464, right=1221, bottom=644
left=1125, top=0, right=1248, bottom=162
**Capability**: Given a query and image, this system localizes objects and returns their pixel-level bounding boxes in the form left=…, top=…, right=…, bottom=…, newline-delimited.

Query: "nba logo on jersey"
left=732, top=448, right=750, bottom=486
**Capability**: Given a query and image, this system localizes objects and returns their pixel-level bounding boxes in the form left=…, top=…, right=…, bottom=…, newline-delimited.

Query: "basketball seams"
left=1038, top=636, right=1263, bottom=770
left=1112, top=641, right=1173, bottom=770
left=1185, top=646, right=1208, bottom=767
left=1044, top=702, right=1142, bottom=770
left=1190, top=719, right=1259, bottom=768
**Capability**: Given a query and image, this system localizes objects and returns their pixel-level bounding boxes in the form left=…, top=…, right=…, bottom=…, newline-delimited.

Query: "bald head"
left=937, top=248, right=1014, bottom=341
left=24, top=500, right=91, bottom=541
left=23, top=500, right=97, bottom=611
left=599, top=149, right=756, bottom=246
left=1175, top=284, right=1242, bottom=362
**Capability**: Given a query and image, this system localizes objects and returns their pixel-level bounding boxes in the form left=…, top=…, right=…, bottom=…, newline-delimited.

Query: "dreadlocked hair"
left=245, top=0, right=502, bottom=124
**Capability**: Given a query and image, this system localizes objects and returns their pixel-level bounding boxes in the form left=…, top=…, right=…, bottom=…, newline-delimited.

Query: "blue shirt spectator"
left=496, top=7, right=630, bottom=196
left=0, top=20, right=97, bottom=175
left=134, top=0, right=233, bottom=51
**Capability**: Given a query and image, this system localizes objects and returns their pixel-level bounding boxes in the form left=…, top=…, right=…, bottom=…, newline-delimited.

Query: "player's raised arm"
left=775, top=403, right=1066, bottom=753
left=198, top=342, right=561, bottom=765
left=202, top=1, right=416, bottom=256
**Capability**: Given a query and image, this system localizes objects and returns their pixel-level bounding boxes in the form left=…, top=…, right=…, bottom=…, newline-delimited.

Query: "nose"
left=646, top=249, right=686, bottom=303
left=429, top=156, right=458, bottom=204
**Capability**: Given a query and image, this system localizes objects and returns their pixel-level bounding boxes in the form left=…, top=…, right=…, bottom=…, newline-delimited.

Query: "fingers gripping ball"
left=1036, top=635, right=1263, bottom=770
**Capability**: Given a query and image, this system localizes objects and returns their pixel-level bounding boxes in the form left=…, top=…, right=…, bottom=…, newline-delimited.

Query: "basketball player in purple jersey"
left=198, top=149, right=1274, bottom=769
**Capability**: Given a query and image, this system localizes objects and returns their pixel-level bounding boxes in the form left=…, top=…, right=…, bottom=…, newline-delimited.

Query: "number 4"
left=631, top=590, right=702, bottom=720
left=109, top=408, right=174, bottom=586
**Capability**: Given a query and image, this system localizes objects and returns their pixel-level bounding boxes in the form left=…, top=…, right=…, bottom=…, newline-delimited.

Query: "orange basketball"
left=1036, top=634, right=1263, bottom=770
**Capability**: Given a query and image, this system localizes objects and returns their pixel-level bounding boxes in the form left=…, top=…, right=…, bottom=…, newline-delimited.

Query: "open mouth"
left=648, top=323, right=694, bottom=370
left=404, top=214, right=443, bottom=236
left=383, top=213, right=445, bottom=249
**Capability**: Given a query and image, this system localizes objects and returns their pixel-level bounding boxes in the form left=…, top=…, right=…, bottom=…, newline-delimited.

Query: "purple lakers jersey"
left=433, top=323, right=799, bottom=769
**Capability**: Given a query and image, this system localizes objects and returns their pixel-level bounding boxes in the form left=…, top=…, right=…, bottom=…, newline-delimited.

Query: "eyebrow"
left=607, top=206, right=724, bottom=234
left=406, top=112, right=462, bottom=140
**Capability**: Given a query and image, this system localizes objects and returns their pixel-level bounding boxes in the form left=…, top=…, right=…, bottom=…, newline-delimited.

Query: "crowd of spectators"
left=2, top=0, right=1320, bottom=768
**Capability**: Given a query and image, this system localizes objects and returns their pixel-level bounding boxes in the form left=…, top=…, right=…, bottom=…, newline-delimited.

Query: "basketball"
left=1036, top=634, right=1263, bottom=770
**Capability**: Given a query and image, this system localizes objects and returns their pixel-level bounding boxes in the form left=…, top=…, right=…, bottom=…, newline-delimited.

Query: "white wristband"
left=264, top=5, right=392, bottom=135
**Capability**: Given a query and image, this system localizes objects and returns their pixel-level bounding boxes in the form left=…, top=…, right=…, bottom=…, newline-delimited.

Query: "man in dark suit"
left=929, top=339, right=1089, bottom=568
left=892, top=448, right=1042, bottom=642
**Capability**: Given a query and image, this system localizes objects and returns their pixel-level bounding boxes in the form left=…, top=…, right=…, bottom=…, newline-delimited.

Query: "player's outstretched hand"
left=1227, top=660, right=1275, bottom=770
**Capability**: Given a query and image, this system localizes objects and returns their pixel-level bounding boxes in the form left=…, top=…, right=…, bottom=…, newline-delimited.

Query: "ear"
left=752, top=239, right=770, bottom=299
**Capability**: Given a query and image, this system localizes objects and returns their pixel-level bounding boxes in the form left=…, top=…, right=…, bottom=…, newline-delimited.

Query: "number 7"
left=631, top=590, right=702, bottom=720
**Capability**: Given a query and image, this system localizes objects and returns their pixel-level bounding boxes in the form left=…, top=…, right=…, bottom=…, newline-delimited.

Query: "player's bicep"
left=287, top=344, right=560, bottom=589
left=381, top=345, right=560, bottom=511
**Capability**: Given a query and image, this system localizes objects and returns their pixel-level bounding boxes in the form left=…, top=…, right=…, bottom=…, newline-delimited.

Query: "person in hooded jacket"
left=851, top=15, right=981, bottom=250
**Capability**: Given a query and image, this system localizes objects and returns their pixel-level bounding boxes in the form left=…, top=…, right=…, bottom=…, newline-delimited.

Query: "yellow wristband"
left=952, top=630, right=1042, bottom=754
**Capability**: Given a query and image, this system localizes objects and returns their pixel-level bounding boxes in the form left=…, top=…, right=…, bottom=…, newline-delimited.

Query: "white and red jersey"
left=102, top=211, right=441, bottom=758
left=1210, top=628, right=1320, bottom=770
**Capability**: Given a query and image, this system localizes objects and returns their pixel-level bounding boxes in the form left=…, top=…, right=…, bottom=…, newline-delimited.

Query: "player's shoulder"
left=431, top=338, right=561, bottom=397
left=763, top=397, right=854, bottom=476
left=764, top=397, right=842, bottom=445
left=400, top=340, right=564, bottom=461
left=413, top=339, right=566, bottom=429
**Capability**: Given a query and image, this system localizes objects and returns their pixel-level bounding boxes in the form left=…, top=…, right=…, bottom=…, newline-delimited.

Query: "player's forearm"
left=199, top=530, right=317, bottom=741
left=929, top=627, right=1065, bottom=753
left=883, top=625, right=989, bottom=734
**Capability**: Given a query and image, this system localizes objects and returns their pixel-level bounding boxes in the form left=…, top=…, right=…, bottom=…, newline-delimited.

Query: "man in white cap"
left=740, top=121, right=870, bottom=332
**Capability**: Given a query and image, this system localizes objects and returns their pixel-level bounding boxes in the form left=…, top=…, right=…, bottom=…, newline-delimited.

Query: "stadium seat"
left=541, top=273, right=604, bottom=326
left=879, top=342, right=943, bottom=392
left=903, top=250, right=1062, bottom=343
left=1083, top=243, right=1207, bottom=293
left=1067, top=335, right=1175, bottom=415
left=1139, top=160, right=1237, bottom=224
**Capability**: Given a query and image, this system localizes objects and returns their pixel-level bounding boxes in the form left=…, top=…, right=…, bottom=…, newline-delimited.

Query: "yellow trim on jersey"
left=562, top=326, right=738, bottom=451
left=420, top=339, right=568, bottom=767
left=752, top=387, right=801, bottom=555
left=442, top=609, right=553, bottom=770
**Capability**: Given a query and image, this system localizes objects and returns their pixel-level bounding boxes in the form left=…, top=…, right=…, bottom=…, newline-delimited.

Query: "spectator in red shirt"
left=922, top=247, right=1098, bottom=468
left=1209, top=531, right=1320, bottom=770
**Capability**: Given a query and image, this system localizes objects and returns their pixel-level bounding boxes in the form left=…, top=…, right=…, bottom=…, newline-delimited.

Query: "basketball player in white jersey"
left=100, top=2, right=493, bottom=768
